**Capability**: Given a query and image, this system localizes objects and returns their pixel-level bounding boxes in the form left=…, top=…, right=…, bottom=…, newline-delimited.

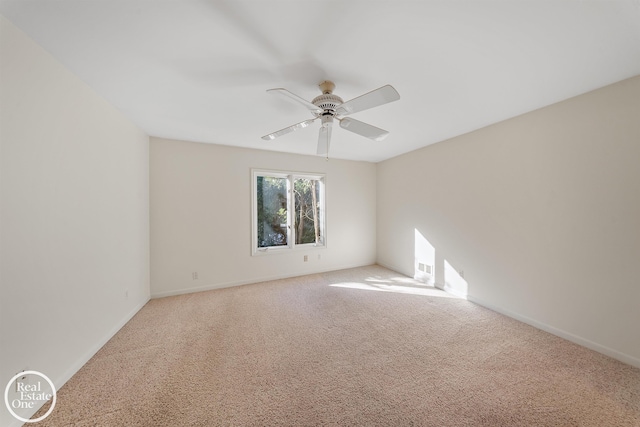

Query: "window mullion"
left=287, top=175, right=294, bottom=249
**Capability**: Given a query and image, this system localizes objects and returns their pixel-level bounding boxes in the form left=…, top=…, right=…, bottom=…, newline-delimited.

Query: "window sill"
left=252, top=244, right=326, bottom=256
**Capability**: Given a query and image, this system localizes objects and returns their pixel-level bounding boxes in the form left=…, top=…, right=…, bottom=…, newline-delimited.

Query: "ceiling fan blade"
left=317, top=124, right=332, bottom=156
left=339, top=117, right=390, bottom=141
left=262, top=118, right=317, bottom=140
left=267, top=88, right=323, bottom=115
left=335, top=85, right=400, bottom=116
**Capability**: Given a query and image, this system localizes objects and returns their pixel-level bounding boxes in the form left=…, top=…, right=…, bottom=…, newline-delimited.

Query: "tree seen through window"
left=254, top=171, right=324, bottom=251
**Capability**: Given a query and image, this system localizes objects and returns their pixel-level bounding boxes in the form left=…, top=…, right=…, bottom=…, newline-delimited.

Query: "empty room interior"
left=1, top=1, right=639, bottom=425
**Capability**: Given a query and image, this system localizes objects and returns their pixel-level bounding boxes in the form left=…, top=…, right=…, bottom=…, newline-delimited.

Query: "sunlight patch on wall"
left=444, top=260, right=468, bottom=299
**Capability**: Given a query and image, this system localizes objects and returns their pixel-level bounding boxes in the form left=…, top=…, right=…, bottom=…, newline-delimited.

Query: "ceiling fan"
left=262, top=81, right=400, bottom=156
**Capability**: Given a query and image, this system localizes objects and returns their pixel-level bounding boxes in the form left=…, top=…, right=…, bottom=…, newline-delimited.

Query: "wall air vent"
left=418, top=263, right=433, bottom=275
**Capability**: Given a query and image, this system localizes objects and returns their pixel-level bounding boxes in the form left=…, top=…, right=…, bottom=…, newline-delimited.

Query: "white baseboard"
left=442, top=284, right=468, bottom=299
left=54, top=297, right=150, bottom=387
left=151, top=262, right=375, bottom=299
left=375, top=260, right=412, bottom=279
left=4, top=296, right=149, bottom=427
left=373, top=268, right=640, bottom=369
left=467, top=294, right=640, bottom=369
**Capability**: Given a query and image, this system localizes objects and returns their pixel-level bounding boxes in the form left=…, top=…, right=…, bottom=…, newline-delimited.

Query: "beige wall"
left=0, top=16, right=149, bottom=425
left=377, top=76, right=640, bottom=367
left=150, top=138, right=377, bottom=297
left=2, top=14, right=639, bottom=426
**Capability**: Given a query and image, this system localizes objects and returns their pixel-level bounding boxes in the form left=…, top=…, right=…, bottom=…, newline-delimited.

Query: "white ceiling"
left=2, top=1, right=640, bottom=162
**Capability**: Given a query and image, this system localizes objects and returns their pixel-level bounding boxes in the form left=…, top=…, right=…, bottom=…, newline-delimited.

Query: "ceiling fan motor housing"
left=312, top=93, right=343, bottom=116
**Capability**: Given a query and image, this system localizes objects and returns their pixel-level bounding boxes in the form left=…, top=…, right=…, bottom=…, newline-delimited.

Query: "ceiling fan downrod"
left=319, top=80, right=335, bottom=94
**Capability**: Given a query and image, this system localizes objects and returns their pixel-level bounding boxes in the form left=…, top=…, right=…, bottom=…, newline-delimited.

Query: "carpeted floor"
left=33, top=265, right=640, bottom=426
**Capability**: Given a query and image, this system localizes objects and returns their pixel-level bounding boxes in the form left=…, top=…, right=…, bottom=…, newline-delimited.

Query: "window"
left=252, top=170, right=325, bottom=254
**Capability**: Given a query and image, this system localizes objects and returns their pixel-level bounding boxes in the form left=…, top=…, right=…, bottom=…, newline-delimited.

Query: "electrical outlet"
left=192, top=272, right=198, bottom=280
left=303, top=255, right=308, bottom=262
left=125, top=289, right=129, bottom=298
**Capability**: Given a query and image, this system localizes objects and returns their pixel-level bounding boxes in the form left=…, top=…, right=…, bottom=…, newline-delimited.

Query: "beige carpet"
left=33, top=265, right=640, bottom=426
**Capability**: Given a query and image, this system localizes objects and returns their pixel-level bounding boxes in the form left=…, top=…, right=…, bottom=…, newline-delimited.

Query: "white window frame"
left=251, top=169, right=326, bottom=255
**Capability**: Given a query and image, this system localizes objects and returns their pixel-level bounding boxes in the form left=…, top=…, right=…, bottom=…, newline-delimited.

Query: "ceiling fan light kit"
left=262, top=81, right=400, bottom=158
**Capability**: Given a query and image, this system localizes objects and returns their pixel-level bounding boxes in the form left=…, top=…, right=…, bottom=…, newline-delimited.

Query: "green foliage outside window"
left=294, top=178, right=321, bottom=245
left=256, top=176, right=288, bottom=247
left=255, top=173, right=324, bottom=249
